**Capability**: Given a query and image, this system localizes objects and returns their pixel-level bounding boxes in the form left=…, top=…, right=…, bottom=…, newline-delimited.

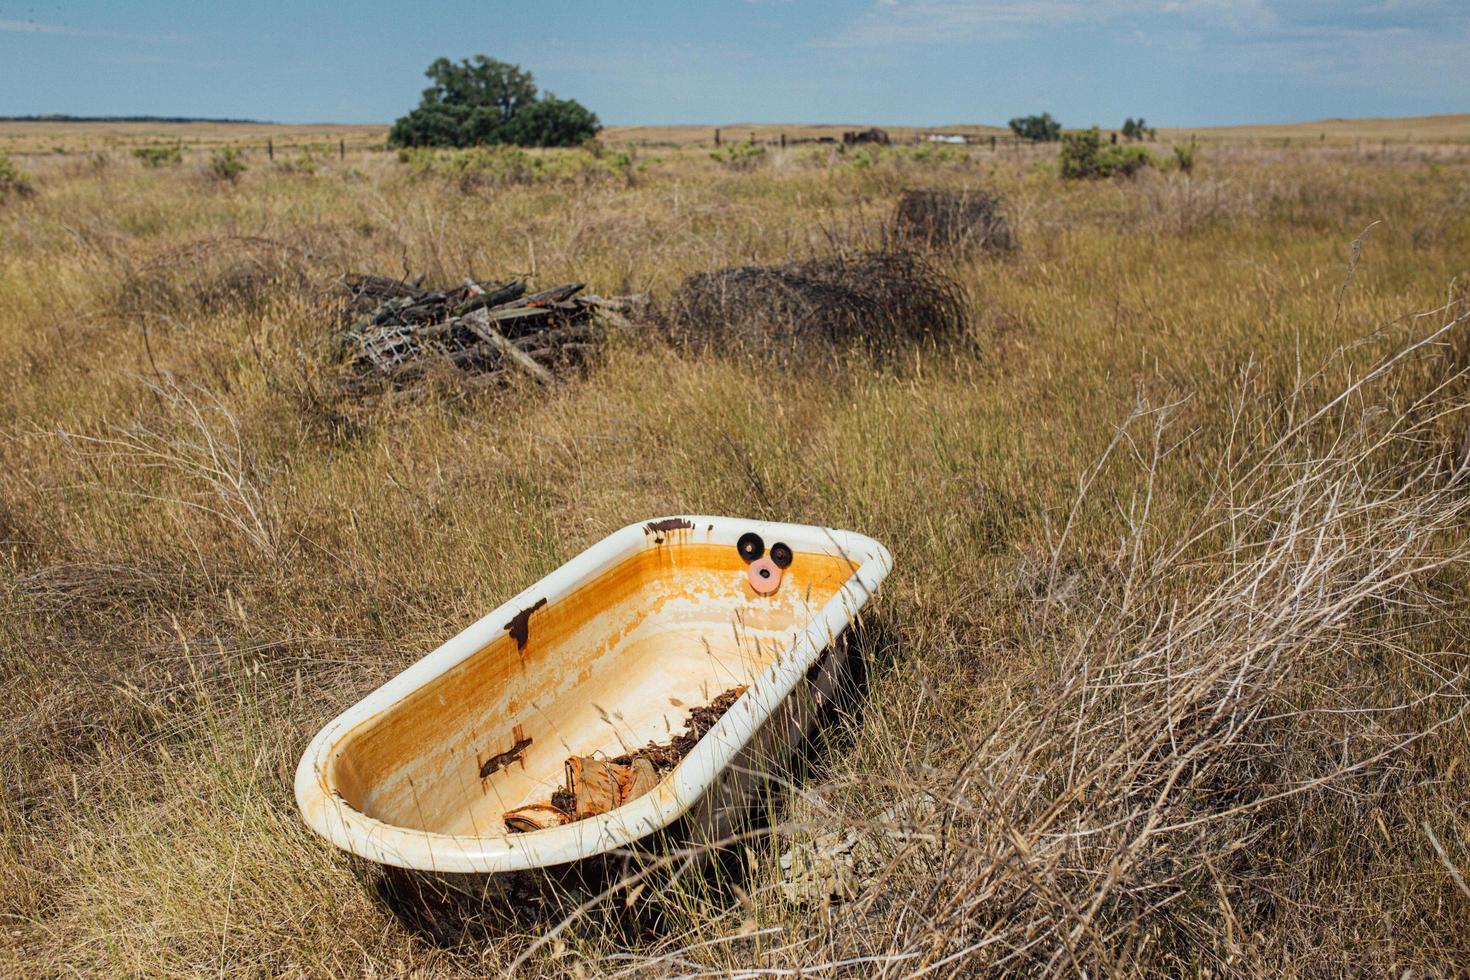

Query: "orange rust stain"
left=327, top=541, right=856, bottom=830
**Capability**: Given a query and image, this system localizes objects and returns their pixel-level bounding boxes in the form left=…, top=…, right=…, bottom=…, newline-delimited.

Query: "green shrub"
left=398, top=143, right=639, bottom=189
left=389, top=103, right=481, bottom=148
left=207, top=145, right=247, bottom=183
left=1008, top=112, right=1062, bottom=142
left=844, top=147, right=881, bottom=170
left=1121, top=117, right=1157, bottom=142
left=710, top=138, right=766, bottom=170
left=0, top=153, right=34, bottom=200
left=275, top=151, right=318, bottom=176
left=607, top=149, right=636, bottom=186
left=905, top=142, right=969, bottom=164
left=1172, top=139, right=1200, bottom=175
left=1060, top=127, right=1154, bottom=179
left=133, top=144, right=183, bottom=167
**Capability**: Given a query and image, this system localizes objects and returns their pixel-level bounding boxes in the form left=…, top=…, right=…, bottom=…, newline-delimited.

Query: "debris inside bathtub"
left=502, top=685, right=747, bottom=833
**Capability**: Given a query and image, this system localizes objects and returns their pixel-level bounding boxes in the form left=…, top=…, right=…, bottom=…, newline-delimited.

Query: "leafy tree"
left=389, top=55, right=600, bottom=148
left=1008, top=112, right=1062, bottom=142
left=389, top=104, right=471, bottom=147
left=1122, top=117, right=1156, bottom=142
left=420, top=55, right=538, bottom=124
left=498, top=98, right=601, bottom=148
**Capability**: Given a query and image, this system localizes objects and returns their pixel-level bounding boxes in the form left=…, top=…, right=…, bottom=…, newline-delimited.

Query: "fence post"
left=780, top=132, right=786, bottom=149
left=339, top=138, right=345, bottom=161
left=267, top=139, right=273, bottom=162
left=714, top=128, right=721, bottom=147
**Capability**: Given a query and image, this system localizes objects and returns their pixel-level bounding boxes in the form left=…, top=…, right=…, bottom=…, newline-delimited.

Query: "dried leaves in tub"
left=502, top=685, right=746, bottom=833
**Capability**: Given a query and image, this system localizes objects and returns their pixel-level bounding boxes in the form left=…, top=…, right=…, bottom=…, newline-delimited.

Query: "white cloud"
left=826, top=0, right=1465, bottom=46
left=0, top=18, right=182, bottom=42
left=829, top=1, right=1123, bottom=45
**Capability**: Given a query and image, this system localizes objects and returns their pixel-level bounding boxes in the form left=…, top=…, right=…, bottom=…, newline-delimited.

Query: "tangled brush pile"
left=894, top=188, right=1016, bottom=255
left=666, top=250, right=968, bottom=363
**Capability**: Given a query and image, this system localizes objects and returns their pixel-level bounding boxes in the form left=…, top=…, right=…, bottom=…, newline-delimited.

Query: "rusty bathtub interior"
left=294, top=517, right=893, bottom=875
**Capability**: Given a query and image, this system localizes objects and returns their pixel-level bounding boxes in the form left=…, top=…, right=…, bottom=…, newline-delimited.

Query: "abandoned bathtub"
left=295, top=517, right=892, bottom=875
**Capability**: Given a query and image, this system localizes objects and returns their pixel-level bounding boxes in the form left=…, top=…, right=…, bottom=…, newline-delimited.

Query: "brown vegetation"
left=894, top=187, right=1016, bottom=254
left=1, top=124, right=1469, bottom=976
left=667, top=250, right=968, bottom=363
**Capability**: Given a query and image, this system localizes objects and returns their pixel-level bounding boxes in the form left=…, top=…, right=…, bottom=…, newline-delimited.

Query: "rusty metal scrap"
left=502, top=685, right=747, bottom=834
left=337, top=272, right=638, bottom=387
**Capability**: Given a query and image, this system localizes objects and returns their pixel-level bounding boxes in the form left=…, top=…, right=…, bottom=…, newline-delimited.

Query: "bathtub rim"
left=293, top=515, right=892, bottom=875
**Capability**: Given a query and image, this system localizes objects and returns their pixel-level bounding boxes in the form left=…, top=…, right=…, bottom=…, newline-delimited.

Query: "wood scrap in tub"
left=501, top=686, right=747, bottom=833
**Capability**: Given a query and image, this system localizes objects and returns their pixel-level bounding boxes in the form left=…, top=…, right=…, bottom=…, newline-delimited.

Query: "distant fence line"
left=7, top=130, right=1459, bottom=160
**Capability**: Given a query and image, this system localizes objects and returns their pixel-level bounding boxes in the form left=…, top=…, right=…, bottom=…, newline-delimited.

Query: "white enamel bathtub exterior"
left=294, top=516, right=891, bottom=875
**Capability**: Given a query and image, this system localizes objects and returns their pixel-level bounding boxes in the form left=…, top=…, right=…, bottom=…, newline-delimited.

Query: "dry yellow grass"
left=6, top=110, right=1463, bottom=158
left=1, top=125, right=1468, bottom=976
left=1157, top=112, right=1470, bottom=145
left=0, top=119, right=386, bottom=156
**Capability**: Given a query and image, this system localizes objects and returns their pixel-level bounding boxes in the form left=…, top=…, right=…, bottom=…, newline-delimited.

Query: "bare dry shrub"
left=53, top=379, right=285, bottom=562
left=666, top=250, right=968, bottom=364
left=894, top=188, right=1016, bottom=255
left=114, top=229, right=346, bottom=318
left=1129, top=172, right=1263, bottom=236
left=0, top=152, right=35, bottom=201
left=561, top=308, right=1470, bottom=976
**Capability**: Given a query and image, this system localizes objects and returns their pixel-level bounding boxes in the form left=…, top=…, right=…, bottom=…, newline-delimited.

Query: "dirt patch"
left=665, top=250, right=967, bottom=363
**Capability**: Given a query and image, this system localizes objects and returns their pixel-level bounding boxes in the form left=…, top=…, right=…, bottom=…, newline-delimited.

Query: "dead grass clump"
left=581, top=308, right=1470, bottom=976
left=667, top=250, right=968, bottom=362
left=893, top=188, right=1015, bottom=254
left=0, top=152, right=35, bottom=201
left=114, top=229, right=345, bottom=318
left=54, top=379, right=286, bottom=562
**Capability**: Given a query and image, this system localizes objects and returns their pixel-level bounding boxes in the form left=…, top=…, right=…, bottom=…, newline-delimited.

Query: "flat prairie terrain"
left=1158, top=112, right=1470, bottom=144
left=0, top=119, right=387, bottom=155
left=1, top=121, right=1469, bottom=976
left=4, top=111, right=1464, bottom=155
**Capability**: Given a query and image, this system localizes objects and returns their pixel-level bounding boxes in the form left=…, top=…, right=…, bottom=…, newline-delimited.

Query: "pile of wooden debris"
left=338, top=273, right=636, bottom=387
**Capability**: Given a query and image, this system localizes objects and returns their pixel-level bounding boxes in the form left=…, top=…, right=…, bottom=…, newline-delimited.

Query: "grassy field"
left=2, top=122, right=1469, bottom=976
left=4, top=112, right=1465, bottom=156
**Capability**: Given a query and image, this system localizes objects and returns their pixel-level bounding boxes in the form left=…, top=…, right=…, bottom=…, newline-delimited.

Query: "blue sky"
left=0, top=2, right=1465, bottom=127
